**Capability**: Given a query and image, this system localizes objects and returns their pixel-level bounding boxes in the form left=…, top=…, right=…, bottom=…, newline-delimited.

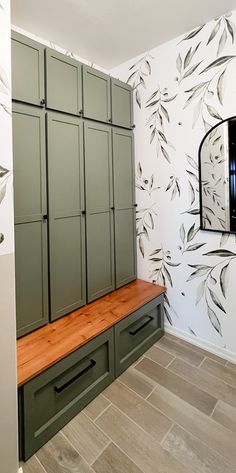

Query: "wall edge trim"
left=165, top=325, right=236, bottom=364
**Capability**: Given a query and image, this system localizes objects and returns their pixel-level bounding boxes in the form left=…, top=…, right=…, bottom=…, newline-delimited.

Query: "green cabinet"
left=45, top=48, right=83, bottom=116
left=111, top=79, right=133, bottom=129
left=47, top=112, right=86, bottom=320
left=113, top=128, right=136, bottom=288
left=11, top=31, right=45, bottom=106
left=83, top=65, right=111, bottom=123
left=20, top=329, right=115, bottom=460
left=84, top=121, right=115, bottom=301
left=12, top=103, right=49, bottom=337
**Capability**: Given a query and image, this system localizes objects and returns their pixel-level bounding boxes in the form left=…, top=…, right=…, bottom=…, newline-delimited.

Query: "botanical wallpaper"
left=111, top=10, right=236, bottom=355
left=0, top=0, right=14, bottom=255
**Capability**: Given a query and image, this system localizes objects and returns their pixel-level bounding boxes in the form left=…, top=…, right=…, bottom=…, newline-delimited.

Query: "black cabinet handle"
left=40, top=99, right=46, bottom=106
left=129, top=315, right=154, bottom=336
left=43, top=214, right=48, bottom=220
left=54, top=359, right=96, bottom=394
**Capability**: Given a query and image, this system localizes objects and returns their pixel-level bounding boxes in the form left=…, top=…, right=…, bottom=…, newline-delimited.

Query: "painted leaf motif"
left=182, top=62, right=202, bottom=79
left=185, top=208, right=200, bottom=215
left=208, top=306, right=222, bottom=336
left=0, top=182, right=7, bottom=204
left=179, top=223, right=185, bottom=243
left=0, top=65, right=10, bottom=91
left=217, top=29, right=227, bottom=56
left=135, top=89, right=141, bottom=108
left=186, top=243, right=206, bottom=252
left=176, top=54, right=182, bottom=74
left=203, top=249, right=236, bottom=257
left=187, top=155, right=198, bottom=170
left=196, top=280, right=205, bottom=305
left=145, top=212, right=154, bottom=229
left=187, top=266, right=211, bottom=280
left=187, top=224, right=199, bottom=242
left=165, top=261, right=180, bottom=267
left=0, top=233, right=4, bottom=244
left=163, top=265, right=172, bottom=287
left=206, top=104, right=222, bottom=120
left=207, top=20, right=221, bottom=45
left=0, top=165, right=9, bottom=178
left=225, top=18, right=235, bottom=43
left=220, top=263, right=229, bottom=298
left=217, top=69, right=226, bottom=106
left=164, top=306, right=173, bottom=325
left=161, top=146, right=171, bottom=163
left=208, top=288, right=226, bottom=313
left=182, top=25, right=204, bottom=41
left=145, top=60, right=151, bottom=74
left=160, top=104, right=169, bottom=122
left=189, top=181, right=195, bottom=206
left=137, top=162, right=142, bottom=178
left=139, top=236, right=144, bottom=258
left=200, top=56, right=235, bottom=74
left=220, top=232, right=230, bottom=247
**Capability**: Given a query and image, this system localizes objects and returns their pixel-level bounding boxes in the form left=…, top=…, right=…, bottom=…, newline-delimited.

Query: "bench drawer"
left=20, top=329, right=114, bottom=460
left=114, top=295, right=164, bottom=376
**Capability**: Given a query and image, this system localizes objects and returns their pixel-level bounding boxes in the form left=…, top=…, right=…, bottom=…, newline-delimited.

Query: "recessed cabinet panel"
left=11, top=31, right=45, bottom=106
left=111, top=79, right=133, bottom=129
left=12, top=103, right=48, bottom=337
left=47, top=112, right=86, bottom=320
left=113, top=128, right=134, bottom=209
left=15, top=222, right=48, bottom=337
left=86, top=212, right=115, bottom=302
left=45, top=49, right=82, bottom=115
left=83, top=65, right=111, bottom=123
left=115, top=209, right=136, bottom=288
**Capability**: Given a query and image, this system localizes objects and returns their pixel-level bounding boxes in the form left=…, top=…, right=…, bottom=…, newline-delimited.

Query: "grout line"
left=59, top=429, right=100, bottom=467
left=197, top=356, right=206, bottom=369
left=34, top=454, right=49, bottom=473
left=145, top=382, right=159, bottom=400
left=160, top=422, right=175, bottom=447
left=165, top=356, right=176, bottom=369
left=86, top=402, right=112, bottom=423
left=90, top=439, right=112, bottom=466
left=92, top=435, right=146, bottom=473
left=209, top=399, right=219, bottom=418
left=117, top=375, right=159, bottom=400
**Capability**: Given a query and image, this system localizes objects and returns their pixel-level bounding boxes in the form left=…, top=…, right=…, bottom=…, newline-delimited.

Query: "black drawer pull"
left=129, top=315, right=154, bottom=336
left=54, top=359, right=96, bottom=394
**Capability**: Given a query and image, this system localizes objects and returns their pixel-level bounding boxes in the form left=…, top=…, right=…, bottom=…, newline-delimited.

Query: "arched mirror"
left=199, top=117, right=236, bottom=233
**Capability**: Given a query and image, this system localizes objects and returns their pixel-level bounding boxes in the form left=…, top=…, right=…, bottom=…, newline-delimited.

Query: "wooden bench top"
left=17, top=279, right=166, bottom=386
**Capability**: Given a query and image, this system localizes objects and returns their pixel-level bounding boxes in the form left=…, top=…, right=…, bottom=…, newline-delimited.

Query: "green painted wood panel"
left=111, top=79, right=133, bottom=129
left=114, top=296, right=164, bottom=376
left=112, top=128, right=136, bottom=288
left=47, top=112, right=86, bottom=320
left=21, top=329, right=115, bottom=460
left=12, top=103, right=48, bottom=337
left=84, top=121, right=115, bottom=301
left=83, top=65, right=111, bottom=123
left=45, top=48, right=83, bottom=116
left=11, top=31, right=45, bottom=106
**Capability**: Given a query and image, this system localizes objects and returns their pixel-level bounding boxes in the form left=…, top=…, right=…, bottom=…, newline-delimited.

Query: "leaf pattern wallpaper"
left=111, top=10, right=236, bottom=356
left=0, top=0, right=14, bottom=256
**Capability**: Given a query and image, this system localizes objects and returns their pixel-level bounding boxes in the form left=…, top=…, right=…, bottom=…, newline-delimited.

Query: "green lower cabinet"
left=20, top=329, right=115, bottom=460
left=114, top=295, right=164, bottom=376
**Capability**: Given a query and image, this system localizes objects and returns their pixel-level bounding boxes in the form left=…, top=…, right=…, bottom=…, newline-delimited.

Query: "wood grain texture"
left=118, top=366, right=157, bottom=398
left=17, top=279, right=165, bottom=385
left=200, top=358, right=236, bottom=388
left=93, top=443, right=143, bottom=473
left=83, top=394, right=111, bottom=421
left=145, top=344, right=175, bottom=367
left=164, top=335, right=226, bottom=366
left=157, top=336, right=205, bottom=367
left=22, top=456, right=46, bottom=473
left=212, top=400, right=236, bottom=434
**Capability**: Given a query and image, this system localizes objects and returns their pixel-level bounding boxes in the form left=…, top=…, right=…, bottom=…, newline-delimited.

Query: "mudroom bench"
left=17, top=279, right=165, bottom=460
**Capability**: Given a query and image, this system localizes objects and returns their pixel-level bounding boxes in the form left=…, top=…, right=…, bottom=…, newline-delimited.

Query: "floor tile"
left=83, top=394, right=111, bottom=421
left=164, top=334, right=226, bottom=365
left=36, top=431, right=94, bottom=473
left=226, top=361, right=236, bottom=372
left=145, top=344, right=174, bottom=366
left=162, top=424, right=234, bottom=473
left=148, top=384, right=236, bottom=466
left=103, top=380, right=172, bottom=442
left=22, top=456, right=46, bottom=473
left=156, top=336, right=204, bottom=366
left=169, top=358, right=236, bottom=408
left=200, top=358, right=236, bottom=388
left=93, top=442, right=144, bottom=473
left=212, top=400, right=236, bottom=434
left=135, top=357, right=217, bottom=415
left=118, top=365, right=157, bottom=398
left=95, top=405, right=191, bottom=473
left=62, top=412, right=110, bottom=465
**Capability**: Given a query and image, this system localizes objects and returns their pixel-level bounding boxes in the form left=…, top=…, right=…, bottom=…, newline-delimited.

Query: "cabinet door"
left=83, top=66, right=111, bottom=123
left=84, top=121, right=114, bottom=302
left=113, top=128, right=136, bottom=288
left=47, top=112, right=86, bottom=321
left=45, top=48, right=83, bottom=116
left=11, top=31, right=45, bottom=106
left=111, top=79, right=133, bottom=129
left=12, top=104, right=48, bottom=337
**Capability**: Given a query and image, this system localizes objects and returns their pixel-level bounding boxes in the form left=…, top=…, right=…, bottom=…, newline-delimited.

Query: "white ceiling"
left=11, top=0, right=236, bottom=69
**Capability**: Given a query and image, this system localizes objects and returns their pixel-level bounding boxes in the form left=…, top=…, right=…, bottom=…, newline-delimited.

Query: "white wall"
left=111, top=10, right=236, bottom=359
left=0, top=1, right=18, bottom=472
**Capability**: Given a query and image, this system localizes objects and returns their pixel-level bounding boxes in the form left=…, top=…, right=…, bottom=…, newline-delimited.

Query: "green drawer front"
left=21, top=329, right=114, bottom=460
left=115, top=295, right=164, bottom=376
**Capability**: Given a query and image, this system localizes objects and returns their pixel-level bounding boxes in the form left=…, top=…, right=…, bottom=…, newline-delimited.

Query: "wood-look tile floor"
left=22, top=333, right=236, bottom=473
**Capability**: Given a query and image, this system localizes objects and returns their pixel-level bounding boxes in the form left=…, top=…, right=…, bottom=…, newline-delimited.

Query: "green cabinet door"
left=84, top=121, right=115, bottom=302
left=12, top=103, right=49, bottom=337
left=111, top=79, right=133, bottom=129
left=83, top=66, right=111, bottom=123
left=45, top=48, right=83, bottom=116
left=47, top=112, right=86, bottom=321
left=11, top=31, right=45, bottom=106
left=113, top=128, right=136, bottom=288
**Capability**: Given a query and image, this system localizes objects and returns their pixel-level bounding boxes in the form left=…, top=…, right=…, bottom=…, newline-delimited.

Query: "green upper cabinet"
left=112, top=128, right=136, bottom=288
left=47, top=112, right=86, bottom=321
left=12, top=103, right=49, bottom=337
left=45, top=48, right=83, bottom=116
left=83, top=65, right=111, bottom=123
left=111, top=79, right=133, bottom=129
left=11, top=31, right=45, bottom=106
left=84, top=121, right=115, bottom=302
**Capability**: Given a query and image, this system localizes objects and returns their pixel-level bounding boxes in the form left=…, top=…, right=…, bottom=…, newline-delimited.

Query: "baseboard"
left=18, top=468, right=23, bottom=473
left=165, top=325, right=236, bottom=364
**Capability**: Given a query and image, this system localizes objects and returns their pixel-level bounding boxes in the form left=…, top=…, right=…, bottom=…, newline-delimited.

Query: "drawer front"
left=22, top=329, right=114, bottom=460
left=115, top=295, right=164, bottom=376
